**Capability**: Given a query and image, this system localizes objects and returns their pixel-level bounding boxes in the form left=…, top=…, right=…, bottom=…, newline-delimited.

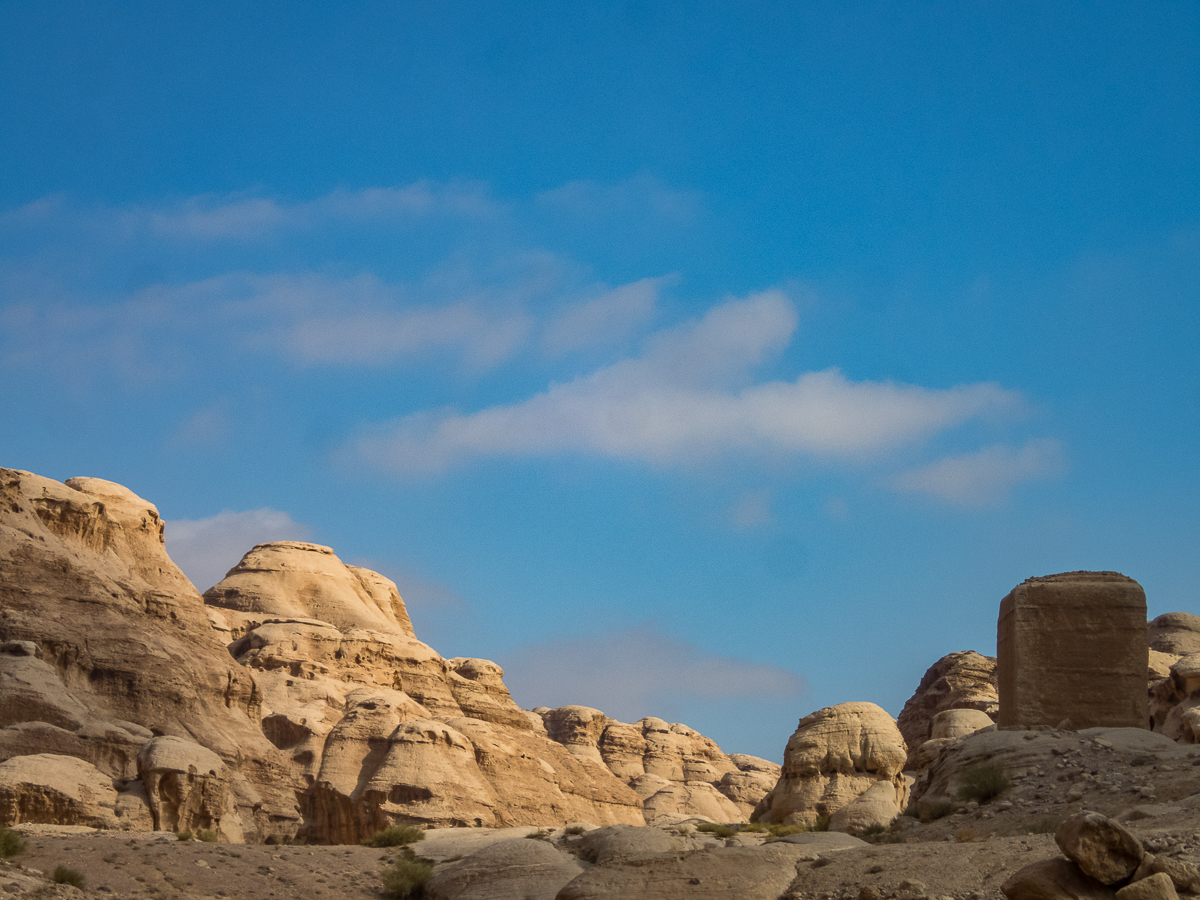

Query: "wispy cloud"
left=729, top=490, right=772, bottom=530
left=891, top=438, right=1066, bottom=506
left=500, top=624, right=804, bottom=722
left=541, top=274, right=671, bottom=356
left=166, top=509, right=312, bottom=592
left=536, top=173, right=701, bottom=223
left=348, top=291, right=1023, bottom=474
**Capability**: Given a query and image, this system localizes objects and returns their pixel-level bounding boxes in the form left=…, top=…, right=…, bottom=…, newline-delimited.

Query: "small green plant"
left=1026, top=817, right=1060, bottom=834
left=0, top=824, right=25, bottom=858
left=765, top=823, right=808, bottom=838
left=1129, top=756, right=1152, bottom=767
left=381, top=856, right=433, bottom=900
left=739, top=822, right=768, bottom=833
left=922, top=801, right=954, bottom=822
left=805, top=814, right=831, bottom=833
left=695, top=822, right=737, bottom=838
left=957, top=762, right=1011, bottom=804
left=175, top=830, right=193, bottom=841
left=362, top=825, right=426, bottom=848
left=196, top=829, right=219, bottom=842
left=564, top=825, right=586, bottom=836
left=52, top=866, right=86, bottom=889
left=524, top=831, right=550, bottom=840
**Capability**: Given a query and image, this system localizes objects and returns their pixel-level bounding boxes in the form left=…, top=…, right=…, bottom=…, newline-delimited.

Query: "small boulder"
left=1002, top=858, right=1117, bottom=900
left=1117, top=873, right=1178, bottom=900
left=1055, top=812, right=1145, bottom=886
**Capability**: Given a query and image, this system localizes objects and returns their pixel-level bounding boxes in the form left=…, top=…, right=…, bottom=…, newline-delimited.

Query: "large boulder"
left=753, top=701, right=908, bottom=829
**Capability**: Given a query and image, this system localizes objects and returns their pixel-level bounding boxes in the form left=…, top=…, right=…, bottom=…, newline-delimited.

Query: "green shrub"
left=52, top=866, right=86, bottom=889
left=739, top=822, right=768, bottom=833
left=0, top=825, right=25, bottom=858
left=381, top=856, right=432, bottom=899
left=175, top=830, right=193, bottom=841
left=695, top=823, right=737, bottom=838
left=1129, top=756, right=1152, bottom=767
left=765, top=823, right=808, bottom=838
left=922, top=801, right=954, bottom=822
left=957, top=762, right=1011, bottom=804
left=1026, top=817, right=1060, bottom=835
left=362, top=825, right=426, bottom=848
left=564, top=825, right=586, bottom=836
left=196, top=829, right=219, bottom=843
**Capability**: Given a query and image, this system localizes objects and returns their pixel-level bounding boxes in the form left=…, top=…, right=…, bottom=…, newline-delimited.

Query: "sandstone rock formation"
left=897, top=650, right=998, bottom=767
left=998, top=572, right=1148, bottom=730
left=752, top=701, right=907, bottom=829
left=0, top=468, right=772, bottom=843
left=0, top=468, right=300, bottom=839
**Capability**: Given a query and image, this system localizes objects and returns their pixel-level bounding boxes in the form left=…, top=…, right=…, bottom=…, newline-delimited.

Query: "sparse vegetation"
left=1026, top=817, right=1060, bottom=834
left=739, top=822, right=768, bottom=833
left=957, top=762, right=1011, bottom=804
left=695, top=822, right=737, bottom=838
left=564, top=825, right=586, bottom=836
left=361, top=825, right=426, bottom=848
left=0, top=824, right=25, bottom=858
left=381, top=855, right=433, bottom=900
left=175, top=830, right=193, bottom=841
left=196, top=828, right=219, bottom=842
left=1129, top=756, right=1153, bottom=767
left=923, top=801, right=955, bottom=822
left=52, top=866, right=86, bottom=889
left=525, top=830, right=551, bottom=840
left=675, top=825, right=691, bottom=837
left=954, top=825, right=978, bottom=843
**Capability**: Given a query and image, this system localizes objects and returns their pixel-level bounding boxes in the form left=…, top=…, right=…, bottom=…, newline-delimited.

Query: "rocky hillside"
left=0, top=468, right=776, bottom=842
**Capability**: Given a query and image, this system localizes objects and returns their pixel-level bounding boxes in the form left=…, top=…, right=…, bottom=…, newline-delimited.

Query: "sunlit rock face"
left=753, top=701, right=908, bottom=830
left=897, top=650, right=998, bottom=768
left=0, top=468, right=301, bottom=840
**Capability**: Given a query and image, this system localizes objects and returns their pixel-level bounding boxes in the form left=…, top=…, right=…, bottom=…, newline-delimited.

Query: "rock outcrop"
left=998, top=572, right=1148, bottom=730
left=0, top=468, right=300, bottom=839
left=752, top=701, right=908, bottom=829
left=897, top=651, right=998, bottom=767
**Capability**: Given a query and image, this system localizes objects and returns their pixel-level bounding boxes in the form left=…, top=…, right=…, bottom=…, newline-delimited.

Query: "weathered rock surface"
left=424, top=836, right=586, bottom=900
left=1117, top=872, right=1179, bottom=900
left=753, top=702, right=907, bottom=829
left=1002, top=857, right=1118, bottom=900
left=0, top=468, right=300, bottom=839
left=898, top=651, right=998, bottom=767
left=998, top=571, right=1148, bottom=729
left=1055, top=811, right=1145, bottom=885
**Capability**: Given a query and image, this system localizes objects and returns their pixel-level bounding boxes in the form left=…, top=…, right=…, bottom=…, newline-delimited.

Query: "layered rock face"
left=0, top=468, right=773, bottom=841
left=0, top=468, right=300, bottom=839
left=1148, top=614, right=1200, bottom=743
left=752, top=702, right=907, bottom=829
left=998, top=571, right=1148, bottom=730
left=897, top=650, right=998, bottom=768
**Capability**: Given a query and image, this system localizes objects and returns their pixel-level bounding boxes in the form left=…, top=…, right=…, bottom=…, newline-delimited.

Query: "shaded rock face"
left=897, top=651, right=998, bottom=767
left=753, top=701, right=907, bottom=829
left=998, top=571, right=1149, bottom=730
left=0, top=468, right=300, bottom=839
left=1148, top=614, right=1200, bottom=743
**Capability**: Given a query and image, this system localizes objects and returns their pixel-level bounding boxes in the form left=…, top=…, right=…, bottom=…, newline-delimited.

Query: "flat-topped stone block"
left=998, top=571, right=1148, bottom=729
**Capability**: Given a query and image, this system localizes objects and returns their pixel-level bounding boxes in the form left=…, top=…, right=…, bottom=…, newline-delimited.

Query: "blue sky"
left=1, top=1, right=1197, bottom=762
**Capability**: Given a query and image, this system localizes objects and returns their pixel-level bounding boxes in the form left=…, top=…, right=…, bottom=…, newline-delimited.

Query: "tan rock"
left=1148, top=856, right=1200, bottom=893
left=1055, top=811, right=1145, bottom=885
left=1149, top=613, right=1200, bottom=657
left=137, top=736, right=240, bottom=840
left=998, top=572, right=1148, bottom=729
left=577, top=824, right=681, bottom=864
left=753, top=701, right=908, bottom=827
left=1001, top=858, right=1118, bottom=900
left=0, top=468, right=300, bottom=840
left=1117, top=873, right=1178, bottom=900
left=827, top=778, right=903, bottom=832
left=424, top=837, right=586, bottom=900
left=930, top=708, right=996, bottom=740
left=0, top=754, right=122, bottom=829
left=898, top=651, right=998, bottom=767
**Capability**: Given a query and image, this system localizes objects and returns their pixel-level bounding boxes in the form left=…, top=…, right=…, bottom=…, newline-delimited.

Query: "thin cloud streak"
left=166, top=508, right=312, bottom=592
left=349, top=291, right=1024, bottom=474
left=891, top=438, right=1066, bottom=505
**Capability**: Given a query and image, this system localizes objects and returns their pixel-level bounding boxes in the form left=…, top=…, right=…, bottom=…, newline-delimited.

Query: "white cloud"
left=541, top=275, right=670, bottom=356
left=891, top=438, right=1066, bottom=506
left=536, top=173, right=701, bottom=223
left=500, top=625, right=804, bottom=722
left=165, top=509, right=312, bottom=592
left=349, top=291, right=1023, bottom=474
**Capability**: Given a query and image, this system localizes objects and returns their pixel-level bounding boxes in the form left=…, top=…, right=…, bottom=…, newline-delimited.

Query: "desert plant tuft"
left=922, top=801, right=954, bottom=822
left=175, top=830, right=193, bottom=841
left=695, top=823, right=737, bottom=838
left=0, top=825, right=25, bottom=858
left=1026, top=817, right=1060, bottom=835
left=52, top=866, right=86, bottom=889
left=362, top=825, right=426, bottom=848
left=957, top=762, right=1011, bottom=804
left=564, top=825, right=586, bottom=836
left=381, top=856, right=432, bottom=900
left=739, top=822, right=768, bottom=833
left=196, top=829, right=219, bottom=842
